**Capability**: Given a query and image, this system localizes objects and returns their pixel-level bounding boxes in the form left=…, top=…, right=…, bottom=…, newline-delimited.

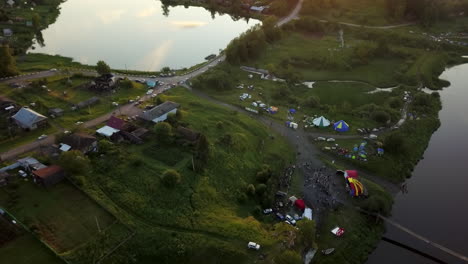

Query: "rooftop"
left=141, top=101, right=180, bottom=121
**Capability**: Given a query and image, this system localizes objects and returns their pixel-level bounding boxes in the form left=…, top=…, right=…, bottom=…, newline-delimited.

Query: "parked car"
left=285, top=215, right=296, bottom=225
left=263, top=208, right=273, bottom=214
left=149, top=75, right=157, bottom=78
left=50, top=68, right=57, bottom=72
left=37, top=134, right=48, bottom=140
left=18, top=170, right=27, bottom=178
left=146, top=89, right=153, bottom=95
left=247, top=242, right=261, bottom=250
left=275, top=212, right=285, bottom=221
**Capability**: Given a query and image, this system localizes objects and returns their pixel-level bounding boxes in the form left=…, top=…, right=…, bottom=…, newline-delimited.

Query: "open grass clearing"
left=0, top=178, right=116, bottom=253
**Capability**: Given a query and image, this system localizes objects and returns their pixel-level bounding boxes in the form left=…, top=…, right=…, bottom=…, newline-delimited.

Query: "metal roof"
left=12, top=107, right=47, bottom=127
left=141, top=101, right=180, bottom=121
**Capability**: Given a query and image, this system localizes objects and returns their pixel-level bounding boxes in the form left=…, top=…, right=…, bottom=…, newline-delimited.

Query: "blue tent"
left=334, top=120, right=350, bottom=132
left=289, top=109, right=297, bottom=114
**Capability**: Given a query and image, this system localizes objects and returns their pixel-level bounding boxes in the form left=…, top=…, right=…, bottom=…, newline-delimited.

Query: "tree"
left=32, top=13, right=41, bottom=30
left=384, top=132, right=409, bottom=156
left=0, top=45, right=19, bottom=77
left=96, top=60, right=111, bottom=75
left=58, top=150, right=91, bottom=175
left=296, top=219, right=316, bottom=249
left=162, top=169, right=181, bottom=188
left=153, top=122, right=173, bottom=143
left=372, top=110, right=391, bottom=124
left=195, top=134, right=210, bottom=169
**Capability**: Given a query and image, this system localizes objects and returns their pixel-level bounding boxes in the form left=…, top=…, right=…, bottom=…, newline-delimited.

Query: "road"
left=318, top=19, right=415, bottom=29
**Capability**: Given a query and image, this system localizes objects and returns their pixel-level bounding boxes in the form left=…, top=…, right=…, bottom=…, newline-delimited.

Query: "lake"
left=29, top=0, right=259, bottom=71
left=367, top=63, right=468, bottom=264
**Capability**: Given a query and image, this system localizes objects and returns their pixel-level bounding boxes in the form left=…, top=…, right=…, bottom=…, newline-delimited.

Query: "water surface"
left=367, top=63, right=468, bottom=264
left=30, top=0, right=259, bottom=70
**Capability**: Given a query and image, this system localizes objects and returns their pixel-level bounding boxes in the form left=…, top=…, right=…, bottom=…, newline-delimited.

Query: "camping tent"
left=289, top=109, right=297, bottom=114
left=334, top=120, right=349, bottom=132
left=294, top=199, right=306, bottom=211
left=347, top=178, right=365, bottom=197
left=312, top=116, right=330, bottom=127
left=268, top=106, right=278, bottom=114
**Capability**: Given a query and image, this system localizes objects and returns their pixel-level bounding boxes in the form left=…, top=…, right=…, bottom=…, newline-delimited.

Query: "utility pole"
left=95, top=216, right=101, bottom=233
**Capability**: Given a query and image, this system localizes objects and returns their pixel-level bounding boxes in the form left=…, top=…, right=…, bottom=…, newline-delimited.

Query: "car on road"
left=263, top=208, right=273, bottom=214
left=149, top=75, right=157, bottom=78
left=50, top=68, right=58, bottom=72
left=37, top=134, right=48, bottom=140
left=146, top=89, right=153, bottom=95
left=75, top=121, right=84, bottom=125
left=247, top=242, right=261, bottom=250
left=285, top=215, right=296, bottom=225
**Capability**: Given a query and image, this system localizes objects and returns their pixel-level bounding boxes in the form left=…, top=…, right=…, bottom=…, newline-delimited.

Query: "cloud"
left=170, top=21, right=208, bottom=29
left=137, top=39, right=174, bottom=71
left=137, top=7, right=157, bottom=18
left=96, top=9, right=125, bottom=24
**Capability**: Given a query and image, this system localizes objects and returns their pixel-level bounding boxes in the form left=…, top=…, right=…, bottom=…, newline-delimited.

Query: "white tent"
left=312, top=116, right=330, bottom=127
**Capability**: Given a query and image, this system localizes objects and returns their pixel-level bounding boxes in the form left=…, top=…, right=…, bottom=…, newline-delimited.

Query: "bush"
left=372, top=111, right=390, bottom=124
left=153, top=122, right=173, bottom=144
left=305, top=95, right=320, bottom=108
left=388, top=97, right=403, bottom=109
left=255, top=184, right=267, bottom=196
left=162, top=169, right=181, bottom=188
left=246, top=184, right=256, bottom=196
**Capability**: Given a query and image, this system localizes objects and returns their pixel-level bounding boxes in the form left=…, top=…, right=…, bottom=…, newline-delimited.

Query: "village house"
left=140, top=101, right=180, bottom=123
left=11, top=107, right=48, bottom=130
left=17, top=157, right=47, bottom=172
left=48, top=108, right=64, bottom=117
left=60, top=133, right=98, bottom=154
left=74, top=96, right=100, bottom=110
left=96, top=116, right=125, bottom=138
left=32, top=165, right=65, bottom=187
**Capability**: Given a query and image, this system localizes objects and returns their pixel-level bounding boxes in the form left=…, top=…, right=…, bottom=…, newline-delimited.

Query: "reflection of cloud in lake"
left=97, top=9, right=125, bottom=24
left=137, top=7, right=157, bottom=18
left=170, top=21, right=207, bottom=29
left=138, top=39, right=174, bottom=71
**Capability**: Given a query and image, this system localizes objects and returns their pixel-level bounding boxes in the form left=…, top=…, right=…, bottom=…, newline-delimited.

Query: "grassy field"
left=0, top=233, right=64, bottom=264
left=68, top=87, right=296, bottom=263
left=300, top=0, right=402, bottom=26
left=0, top=178, right=116, bottom=253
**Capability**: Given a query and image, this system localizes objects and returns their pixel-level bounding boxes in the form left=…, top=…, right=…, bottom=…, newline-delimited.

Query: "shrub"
left=388, top=97, right=403, bottom=109
left=255, top=184, right=267, bottom=196
left=162, top=169, right=181, bottom=188
left=305, top=95, right=320, bottom=108
left=384, top=133, right=409, bottom=156
left=153, top=122, right=173, bottom=144
left=372, top=111, right=390, bottom=124
left=246, top=184, right=256, bottom=196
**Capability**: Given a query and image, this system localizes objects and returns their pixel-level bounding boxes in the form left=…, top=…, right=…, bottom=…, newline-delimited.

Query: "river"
left=367, top=63, right=468, bottom=264
left=29, top=0, right=259, bottom=71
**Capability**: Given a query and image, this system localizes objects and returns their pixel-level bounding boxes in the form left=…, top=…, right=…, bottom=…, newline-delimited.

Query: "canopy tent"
left=334, top=120, right=349, bottom=132
left=347, top=178, right=365, bottom=197
left=312, top=116, right=330, bottom=127
left=343, top=170, right=358, bottom=179
left=294, top=199, right=306, bottom=211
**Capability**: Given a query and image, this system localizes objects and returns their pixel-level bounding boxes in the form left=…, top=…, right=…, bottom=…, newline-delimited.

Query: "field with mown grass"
left=65, top=87, right=295, bottom=263
left=0, top=178, right=116, bottom=254
left=0, top=232, right=64, bottom=264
